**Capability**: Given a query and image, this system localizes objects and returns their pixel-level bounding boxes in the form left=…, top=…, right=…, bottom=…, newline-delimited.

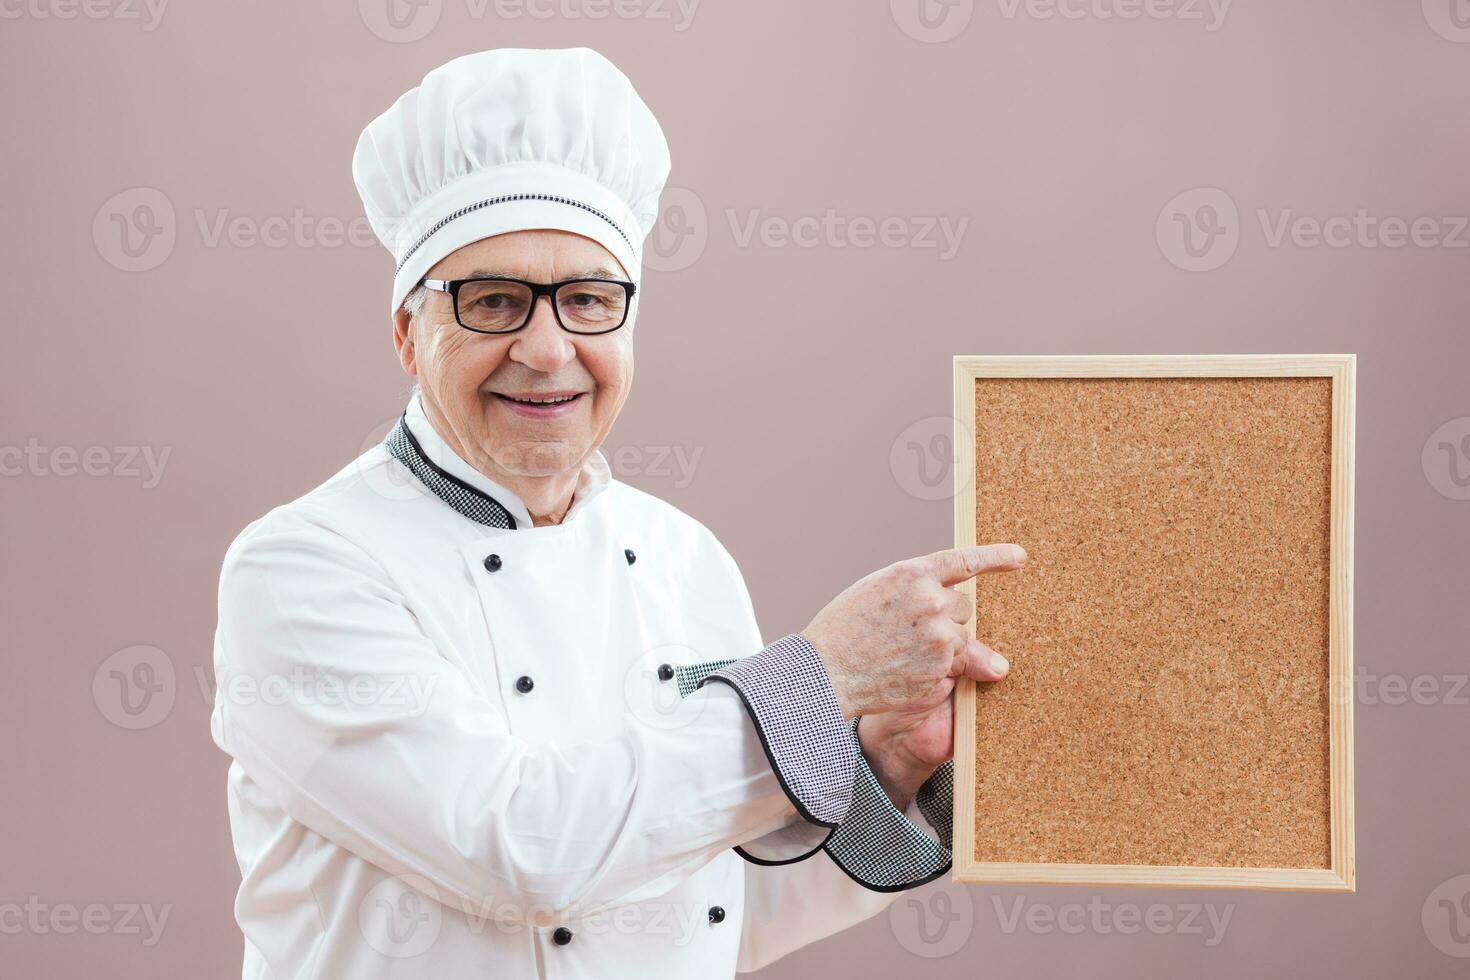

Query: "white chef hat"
left=353, top=47, right=671, bottom=313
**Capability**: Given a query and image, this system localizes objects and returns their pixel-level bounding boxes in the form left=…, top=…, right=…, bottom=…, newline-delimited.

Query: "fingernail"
left=1011, top=545, right=1027, bottom=564
left=990, top=651, right=1009, bottom=674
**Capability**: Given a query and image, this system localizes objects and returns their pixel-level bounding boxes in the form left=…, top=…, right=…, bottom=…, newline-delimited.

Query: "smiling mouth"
left=493, top=392, right=585, bottom=406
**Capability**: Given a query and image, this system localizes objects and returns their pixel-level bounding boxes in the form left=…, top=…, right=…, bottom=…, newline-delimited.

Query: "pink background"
left=4, top=0, right=1470, bottom=976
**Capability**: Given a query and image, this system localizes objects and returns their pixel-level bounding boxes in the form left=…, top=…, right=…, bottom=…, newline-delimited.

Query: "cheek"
left=426, top=331, right=505, bottom=391
left=585, top=341, right=633, bottom=404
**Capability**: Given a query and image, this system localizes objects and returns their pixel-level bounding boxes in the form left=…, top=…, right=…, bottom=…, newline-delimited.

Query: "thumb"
left=951, top=637, right=1010, bottom=682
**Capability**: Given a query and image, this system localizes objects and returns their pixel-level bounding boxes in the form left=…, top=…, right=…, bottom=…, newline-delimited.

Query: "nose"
left=507, top=295, right=576, bottom=373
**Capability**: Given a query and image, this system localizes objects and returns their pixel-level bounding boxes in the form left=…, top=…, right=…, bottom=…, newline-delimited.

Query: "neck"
left=420, top=396, right=580, bottom=527
left=517, top=474, right=579, bottom=526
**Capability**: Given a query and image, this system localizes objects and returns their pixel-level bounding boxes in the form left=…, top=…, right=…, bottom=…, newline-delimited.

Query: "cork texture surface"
left=971, top=376, right=1333, bottom=869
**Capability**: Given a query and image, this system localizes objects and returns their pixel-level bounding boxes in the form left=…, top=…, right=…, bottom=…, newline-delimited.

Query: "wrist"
left=856, top=716, right=934, bottom=811
left=800, top=629, right=858, bottom=719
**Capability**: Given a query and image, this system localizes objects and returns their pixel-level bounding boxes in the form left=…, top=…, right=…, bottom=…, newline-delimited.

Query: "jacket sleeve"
left=733, top=733, right=956, bottom=972
left=693, top=541, right=959, bottom=972
left=209, top=513, right=856, bottom=927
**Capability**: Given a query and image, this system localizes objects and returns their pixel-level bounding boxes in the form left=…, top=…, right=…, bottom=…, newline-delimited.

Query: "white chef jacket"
left=210, top=392, right=950, bottom=979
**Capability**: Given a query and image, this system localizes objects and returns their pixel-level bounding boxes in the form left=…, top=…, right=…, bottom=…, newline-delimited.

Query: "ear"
left=392, top=307, right=418, bottom=377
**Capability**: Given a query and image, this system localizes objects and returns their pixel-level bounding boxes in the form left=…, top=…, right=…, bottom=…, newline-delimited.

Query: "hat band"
left=395, top=192, right=635, bottom=275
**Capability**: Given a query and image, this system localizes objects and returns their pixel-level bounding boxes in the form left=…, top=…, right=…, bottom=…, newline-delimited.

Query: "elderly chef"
left=210, top=46, right=1024, bottom=979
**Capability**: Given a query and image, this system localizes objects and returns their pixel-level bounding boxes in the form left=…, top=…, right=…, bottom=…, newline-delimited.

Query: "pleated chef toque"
left=353, top=47, right=671, bottom=312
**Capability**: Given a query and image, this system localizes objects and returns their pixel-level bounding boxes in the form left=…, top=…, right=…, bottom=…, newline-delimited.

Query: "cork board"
left=951, top=355, right=1354, bottom=891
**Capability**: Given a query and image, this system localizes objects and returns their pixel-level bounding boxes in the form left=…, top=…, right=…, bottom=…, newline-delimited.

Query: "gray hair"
left=401, top=282, right=430, bottom=321
left=399, top=284, right=428, bottom=400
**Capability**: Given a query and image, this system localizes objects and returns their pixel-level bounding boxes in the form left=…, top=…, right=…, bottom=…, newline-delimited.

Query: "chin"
left=488, top=439, right=586, bottom=477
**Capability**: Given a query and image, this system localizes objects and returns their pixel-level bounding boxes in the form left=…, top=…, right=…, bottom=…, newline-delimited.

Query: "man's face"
left=396, top=230, right=634, bottom=481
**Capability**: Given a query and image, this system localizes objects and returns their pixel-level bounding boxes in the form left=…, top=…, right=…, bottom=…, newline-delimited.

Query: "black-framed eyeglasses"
left=423, top=276, right=637, bottom=335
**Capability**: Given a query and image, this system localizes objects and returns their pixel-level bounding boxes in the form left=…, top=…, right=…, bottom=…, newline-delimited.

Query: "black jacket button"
left=552, top=926, right=573, bottom=945
left=708, top=905, right=726, bottom=924
left=624, top=548, right=636, bottom=565
left=515, top=675, right=534, bottom=694
left=657, top=663, right=674, bottom=682
left=483, top=554, right=502, bottom=572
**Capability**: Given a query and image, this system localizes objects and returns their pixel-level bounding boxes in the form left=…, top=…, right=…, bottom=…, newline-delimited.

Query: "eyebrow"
left=464, top=268, right=622, bottom=280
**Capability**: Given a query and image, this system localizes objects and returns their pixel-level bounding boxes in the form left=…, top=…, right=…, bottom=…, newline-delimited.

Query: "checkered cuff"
left=672, top=648, right=834, bottom=864
left=821, top=718, right=953, bottom=892
left=915, top=760, right=954, bottom=845
left=671, top=648, right=956, bottom=881
left=689, top=633, right=856, bottom=829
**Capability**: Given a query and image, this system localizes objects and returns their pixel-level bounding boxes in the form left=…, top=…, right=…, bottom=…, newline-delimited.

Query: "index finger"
left=924, top=543, right=1027, bottom=586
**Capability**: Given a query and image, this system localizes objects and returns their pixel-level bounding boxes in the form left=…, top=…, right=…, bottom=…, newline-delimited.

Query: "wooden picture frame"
left=951, top=355, right=1355, bottom=891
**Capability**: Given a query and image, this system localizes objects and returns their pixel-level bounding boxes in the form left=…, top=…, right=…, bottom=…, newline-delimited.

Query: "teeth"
left=508, top=394, right=577, bottom=405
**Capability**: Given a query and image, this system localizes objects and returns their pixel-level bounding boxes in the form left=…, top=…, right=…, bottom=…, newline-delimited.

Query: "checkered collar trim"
left=383, top=413, right=518, bottom=530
